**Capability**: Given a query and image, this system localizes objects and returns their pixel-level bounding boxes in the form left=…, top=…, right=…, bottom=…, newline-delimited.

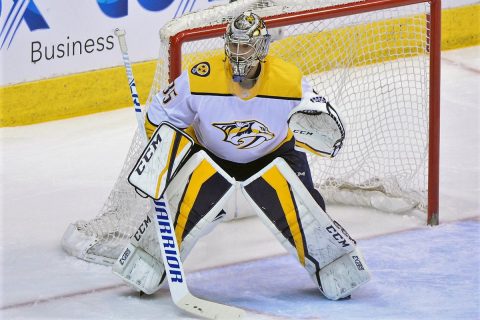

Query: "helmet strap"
left=230, top=59, right=261, bottom=84
left=239, top=61, right=261, bottom=89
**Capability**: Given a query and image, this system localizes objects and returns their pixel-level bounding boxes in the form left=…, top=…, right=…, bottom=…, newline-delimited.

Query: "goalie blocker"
left=128, top=122, right=194, bottom=199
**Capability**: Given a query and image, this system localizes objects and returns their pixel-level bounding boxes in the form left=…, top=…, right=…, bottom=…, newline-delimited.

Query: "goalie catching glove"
left=288, top=95, right=345, bottom=157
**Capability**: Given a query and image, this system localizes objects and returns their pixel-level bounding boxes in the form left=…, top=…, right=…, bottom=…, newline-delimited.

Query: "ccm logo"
left=135, top=134, right=162, bottom=175
left=134, top=216, right=152, bottom=241
left=293, top=129, right=313, bottom=136
left=326, top=225, right=350, bottom=248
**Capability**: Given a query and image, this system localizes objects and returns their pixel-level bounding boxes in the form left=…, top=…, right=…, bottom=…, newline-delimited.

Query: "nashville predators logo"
left=191, top=62, right=210, bottom=77
left=213, top=120, right=274, bottom=149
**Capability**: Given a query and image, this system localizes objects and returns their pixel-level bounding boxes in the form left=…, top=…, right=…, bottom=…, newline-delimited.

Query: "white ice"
left=0, top=46, right=479, bottom=319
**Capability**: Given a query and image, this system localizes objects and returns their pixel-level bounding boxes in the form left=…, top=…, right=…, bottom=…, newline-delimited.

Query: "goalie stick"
left=114, top=28, right=245, bottom=319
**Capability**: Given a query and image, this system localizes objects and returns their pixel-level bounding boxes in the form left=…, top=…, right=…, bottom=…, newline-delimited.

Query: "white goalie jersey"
left=146, top=54, right=314, bottom=163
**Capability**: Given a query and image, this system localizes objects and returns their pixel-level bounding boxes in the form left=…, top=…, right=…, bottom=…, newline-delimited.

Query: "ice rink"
left=1, top=46, right=479, bottom=319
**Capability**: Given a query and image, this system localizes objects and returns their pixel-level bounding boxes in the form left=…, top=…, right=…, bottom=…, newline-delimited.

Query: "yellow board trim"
left=262, top=165, right=306, bottom=266
left=175, top=159, right=217, bottom=248
left=0, top=60, right=156, bottom=127
left=1, top=5, right=478, bottom=127
left=442, top=4, right=480, bottom=50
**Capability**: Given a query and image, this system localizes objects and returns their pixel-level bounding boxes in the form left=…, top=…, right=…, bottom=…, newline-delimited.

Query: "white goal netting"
left=62, top=0, right=436, bottom=265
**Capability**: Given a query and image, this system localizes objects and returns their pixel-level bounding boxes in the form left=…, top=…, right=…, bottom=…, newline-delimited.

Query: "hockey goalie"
left=113, top=11, right=370, bottom=301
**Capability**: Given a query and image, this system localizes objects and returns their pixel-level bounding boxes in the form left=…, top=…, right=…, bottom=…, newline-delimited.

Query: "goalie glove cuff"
left=288, top=95, right=345, bottom=158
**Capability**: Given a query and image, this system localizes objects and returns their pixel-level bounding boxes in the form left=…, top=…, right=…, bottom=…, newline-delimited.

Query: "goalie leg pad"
left=241, top=158, right=369, bottom=298
left=316, top=248, right=371, bottom=300
left=112, top=211, right=168, bottom=294
left=113, top=150, right=235, bottom=294
left=113, top=242, right=166, bottom=294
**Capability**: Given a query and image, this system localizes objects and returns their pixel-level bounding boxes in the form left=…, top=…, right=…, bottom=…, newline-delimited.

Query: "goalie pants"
left=191, top=137, right=326, bottom=212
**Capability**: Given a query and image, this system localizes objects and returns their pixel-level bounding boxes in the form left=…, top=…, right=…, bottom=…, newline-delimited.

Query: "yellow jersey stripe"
left=271, top=129, right=294, bottom=153
left=183, top=126, right=200, bottom=145
left=145, top=115, right=157, bottom=140
left=188, top=55, right=303, bottom=99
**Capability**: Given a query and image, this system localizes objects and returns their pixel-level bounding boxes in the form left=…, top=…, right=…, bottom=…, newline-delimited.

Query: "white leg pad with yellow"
left=241, top=158, right=370, bottom=300
left=113, top=150, right=235, bottom=294
left=112, top=214, right=165, bottom=294
left=318, top=248, right=370, bottom=300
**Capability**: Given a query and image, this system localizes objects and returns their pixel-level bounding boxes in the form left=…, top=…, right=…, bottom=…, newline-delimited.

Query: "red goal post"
left=166, top=0, right=441, bottom=225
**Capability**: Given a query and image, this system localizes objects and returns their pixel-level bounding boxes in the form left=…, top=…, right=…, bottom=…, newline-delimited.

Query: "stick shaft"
left=113, top=28, right=244, bottom=319
left=114, top=28, right=145, bottom=139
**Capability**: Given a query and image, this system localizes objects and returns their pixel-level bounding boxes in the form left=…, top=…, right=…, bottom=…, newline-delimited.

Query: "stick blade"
left=177, top=294, right=245, bottom=319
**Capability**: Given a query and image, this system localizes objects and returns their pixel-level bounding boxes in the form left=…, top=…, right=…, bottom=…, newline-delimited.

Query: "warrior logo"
left=213, top=120, right=274, bottom=149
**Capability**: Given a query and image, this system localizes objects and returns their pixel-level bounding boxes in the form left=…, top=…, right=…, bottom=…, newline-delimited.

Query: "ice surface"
left=0, top=46, right=479, bottom=319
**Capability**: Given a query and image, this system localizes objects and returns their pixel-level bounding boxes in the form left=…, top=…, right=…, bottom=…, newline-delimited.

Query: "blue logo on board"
left=0, top=0, right=49, bottom=49
left=0, top=0, right=198, bottom=50
left=97, top=0, right=174, bottom=18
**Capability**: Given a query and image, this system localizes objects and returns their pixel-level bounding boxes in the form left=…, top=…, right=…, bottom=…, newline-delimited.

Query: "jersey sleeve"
left=285, top=76, right=316, bottom=116
left=301, top=76, right=316, bottom=100
left=145, top=71, right=196, bottom=138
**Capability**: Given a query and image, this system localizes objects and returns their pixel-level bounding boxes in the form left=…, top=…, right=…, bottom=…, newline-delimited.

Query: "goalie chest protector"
left=147, top=55, right=312, bottom=163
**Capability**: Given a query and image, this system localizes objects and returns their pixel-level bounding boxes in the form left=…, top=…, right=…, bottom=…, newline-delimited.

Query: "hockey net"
left=62, top=0, right=440, bottom=265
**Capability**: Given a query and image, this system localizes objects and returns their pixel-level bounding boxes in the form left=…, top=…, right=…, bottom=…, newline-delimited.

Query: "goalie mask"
left=225, top=11, right=271, bottom=83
